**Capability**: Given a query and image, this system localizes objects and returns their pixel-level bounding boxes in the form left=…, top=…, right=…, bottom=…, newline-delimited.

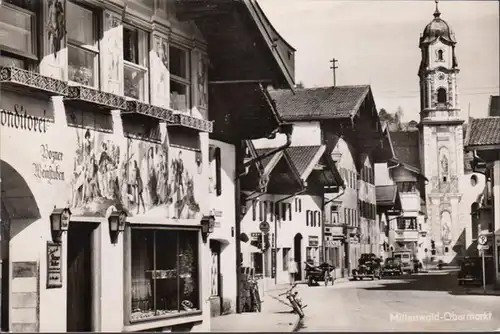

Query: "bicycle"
left=277, top=283, right=306, bottom=318
left=248, top=276, right=262, bottom=312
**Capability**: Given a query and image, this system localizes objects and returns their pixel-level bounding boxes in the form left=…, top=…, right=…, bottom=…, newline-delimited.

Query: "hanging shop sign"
left=46, top=242, right=63, bottom=289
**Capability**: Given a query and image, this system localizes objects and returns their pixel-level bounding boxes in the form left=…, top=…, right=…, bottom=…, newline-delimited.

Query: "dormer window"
left=437, top=87, right=447, bottom=105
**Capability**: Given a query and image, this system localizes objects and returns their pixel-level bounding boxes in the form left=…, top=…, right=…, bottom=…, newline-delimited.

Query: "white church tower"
left=418, top=0, right=467, bottom=262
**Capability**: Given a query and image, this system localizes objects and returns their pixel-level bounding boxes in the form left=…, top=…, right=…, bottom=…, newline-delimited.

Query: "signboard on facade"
left=46, top=242, right=62, bottom=289
left=477, top=245, right=489, bottom=251
left=309, top=236, right=319, bottom=247
left=326, top=240, right=341, bottom=248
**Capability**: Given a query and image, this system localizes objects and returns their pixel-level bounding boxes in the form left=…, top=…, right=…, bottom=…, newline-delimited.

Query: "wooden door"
left=67, top=223, right=95, bottom=332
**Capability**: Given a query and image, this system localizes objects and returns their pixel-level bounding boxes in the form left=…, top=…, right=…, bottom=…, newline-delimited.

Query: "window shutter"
left=263, top=201, right=268, bottom=222
left=252, top=200, right=257, bottom=221
left=215, top=148, right=222, bottom=196
left=288, top=203, right=292, bottom=221
left=259, top=201, right=262, bottom=221
left=306, top=210, right=310, bottom=226
left=282, top=203, right=287, bottom=221
left=269, top=201, right=274, bottom=222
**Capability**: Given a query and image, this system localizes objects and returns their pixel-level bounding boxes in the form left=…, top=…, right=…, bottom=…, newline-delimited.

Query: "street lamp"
left=201, top=215, right=215, bottom=243
left=50, top=207, right=71, bottom=244
left=108, top=210, right=128, bottom=244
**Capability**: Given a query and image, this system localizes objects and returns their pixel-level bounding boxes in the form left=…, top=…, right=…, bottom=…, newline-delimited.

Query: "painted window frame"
left=123, top=23, right=149, bottom=102
left=67, top=1, right=100, bottom=88
left=0, top=1, right=38, bottom=69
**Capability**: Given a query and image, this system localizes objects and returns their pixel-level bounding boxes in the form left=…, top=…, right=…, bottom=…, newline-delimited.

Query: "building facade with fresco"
left=0, top=0, right=295, bottom=331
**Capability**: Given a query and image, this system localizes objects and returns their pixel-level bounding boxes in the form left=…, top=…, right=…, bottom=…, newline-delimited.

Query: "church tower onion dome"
left=420, top=3, right=456, bottom=47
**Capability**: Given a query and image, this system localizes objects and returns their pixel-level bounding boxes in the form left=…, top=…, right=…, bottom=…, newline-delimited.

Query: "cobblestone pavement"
left=296, top=270, right=500, bottom=332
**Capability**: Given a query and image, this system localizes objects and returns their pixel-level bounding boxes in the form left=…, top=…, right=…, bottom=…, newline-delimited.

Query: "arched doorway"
left=293, top=233, right=303, bottom=281
left=1, top=160, right=41, bottom=332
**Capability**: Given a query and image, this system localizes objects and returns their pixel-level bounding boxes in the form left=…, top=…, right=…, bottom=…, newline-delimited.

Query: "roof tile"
left=466, top=117, right=500, bottom=147
left=269, top=85, right=370, bottom=121
left=389, top=131, right=421, bottom=171
left=285, top=146, right=322, bottom=177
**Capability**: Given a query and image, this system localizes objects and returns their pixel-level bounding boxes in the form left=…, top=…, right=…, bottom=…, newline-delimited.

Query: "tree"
left=295, top=81, right=305, bottom=89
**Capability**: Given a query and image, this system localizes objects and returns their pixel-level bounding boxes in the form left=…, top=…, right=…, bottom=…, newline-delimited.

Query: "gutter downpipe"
left=273, top=185, right=308, bottom=285
left=235, top=126, right=293, bottom=313
left=322, top=185, right=346, bottom=263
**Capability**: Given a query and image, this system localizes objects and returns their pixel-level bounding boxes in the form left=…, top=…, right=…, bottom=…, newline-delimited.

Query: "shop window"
left=123, top=25, right=149, bottom=101
left=130, top=229, right=200, bottom=322
left=169, top=45, right=191, bottom=112
left=282, top=248, right=290, bottom=271
left=0, top=0, right=37, bottom=69
left=67, top=1, right=99, bottom=87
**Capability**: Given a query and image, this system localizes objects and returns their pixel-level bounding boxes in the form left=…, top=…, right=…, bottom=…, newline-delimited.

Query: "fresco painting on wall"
left=125, top=136, right=201, bottom=219
left=70, top=128, right=126, bottom=217
left=68, top=126, right=201, bottom=219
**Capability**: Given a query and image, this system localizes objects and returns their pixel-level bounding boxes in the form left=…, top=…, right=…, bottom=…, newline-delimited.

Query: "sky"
left=259, top=0, right=499, bottom=122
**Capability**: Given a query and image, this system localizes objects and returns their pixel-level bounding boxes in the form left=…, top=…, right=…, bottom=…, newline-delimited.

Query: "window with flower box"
left=67, top=1, right=99, bottom=87
left=123, top=24, right=149, bottom=101
left=0, top=0, right=37, bottom=68
left=169, top=44, right=191, bottom=112
left=130, top=228, right=200, bottom=322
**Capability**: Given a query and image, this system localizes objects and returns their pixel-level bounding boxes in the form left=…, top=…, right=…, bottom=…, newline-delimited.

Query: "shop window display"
left=130, top=229, right=199, bottom=322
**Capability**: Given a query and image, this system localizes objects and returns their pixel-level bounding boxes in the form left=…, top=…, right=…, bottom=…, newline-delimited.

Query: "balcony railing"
left=394, top=229, right=419, bottom=242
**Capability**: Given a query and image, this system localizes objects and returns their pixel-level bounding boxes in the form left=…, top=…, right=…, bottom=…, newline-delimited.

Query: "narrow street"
left=296, top=270, right=500, bottom=332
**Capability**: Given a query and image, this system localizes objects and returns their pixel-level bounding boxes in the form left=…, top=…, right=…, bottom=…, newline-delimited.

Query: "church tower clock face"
left=437, top=72, right=445, bottom=81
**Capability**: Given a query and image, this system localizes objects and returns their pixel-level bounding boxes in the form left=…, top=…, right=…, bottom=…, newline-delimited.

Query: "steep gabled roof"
left=269, top=85, right=370, bottom=121
left=389, top=131, right=422, bottom=174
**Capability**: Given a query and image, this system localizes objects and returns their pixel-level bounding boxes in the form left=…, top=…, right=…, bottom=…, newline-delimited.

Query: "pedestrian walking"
left=288, top=257, right=298, bottom=285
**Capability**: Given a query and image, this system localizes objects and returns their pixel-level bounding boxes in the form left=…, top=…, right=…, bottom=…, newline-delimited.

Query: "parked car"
left=352, top=253, right=382, bottom=280
left=381, top=257, right=403, bottom=276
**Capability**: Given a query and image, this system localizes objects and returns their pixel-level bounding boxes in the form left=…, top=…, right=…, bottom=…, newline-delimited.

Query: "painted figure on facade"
left=441, top=211, right=452, bottom=245
left=47, top=0, right=66, bottom=57
left=70, top=129, right=124, bottom=216
left=441, top=155, right=449, bottom=176
left=133, top=160, right=146, bottom=214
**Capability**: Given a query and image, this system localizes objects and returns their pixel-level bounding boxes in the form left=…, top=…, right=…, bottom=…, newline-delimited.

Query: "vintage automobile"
left=393, top=251, right=414, bottom=274
left=381, top=257, right=403, bottom=276
left=352, top=253, right=382, bottom=280
left=457, top=256, right=493, bottom=286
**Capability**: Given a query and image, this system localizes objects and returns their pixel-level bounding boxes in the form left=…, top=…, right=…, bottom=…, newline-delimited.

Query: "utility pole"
left=329, top=58, right=338, bottom=87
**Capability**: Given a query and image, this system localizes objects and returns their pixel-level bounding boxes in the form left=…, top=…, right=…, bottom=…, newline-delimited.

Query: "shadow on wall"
left=1, top=160, right=41, bottom=239
left=450, top=228, right=466, bottom=266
